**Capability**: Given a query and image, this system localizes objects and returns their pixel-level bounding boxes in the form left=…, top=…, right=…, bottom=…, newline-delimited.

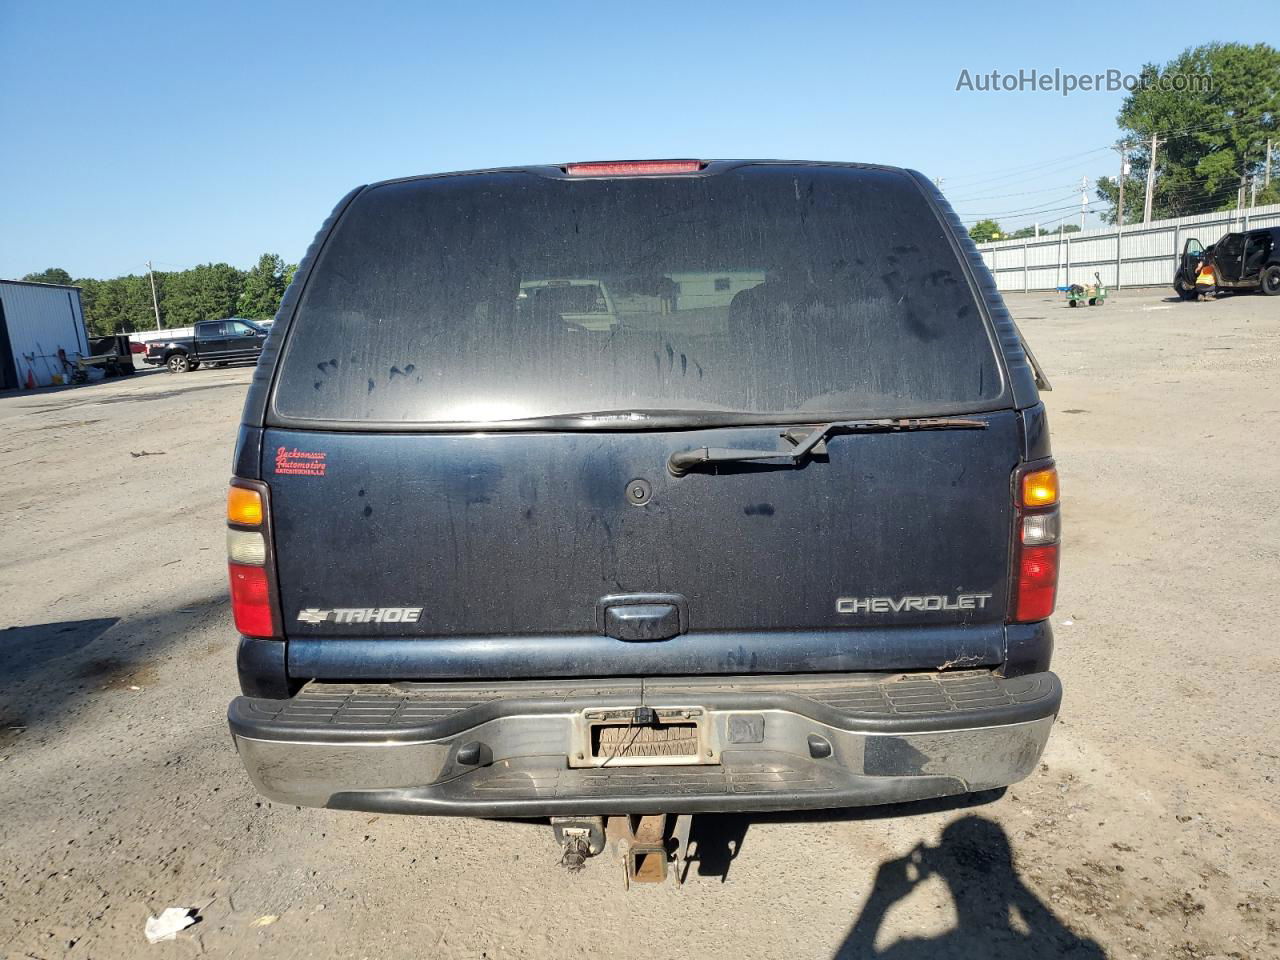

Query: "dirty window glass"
left=273, top=165, right=1003, bottom=425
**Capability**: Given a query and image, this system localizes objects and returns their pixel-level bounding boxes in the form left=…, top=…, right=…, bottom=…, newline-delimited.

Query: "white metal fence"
left=972, top=202, right=1280, bottom=292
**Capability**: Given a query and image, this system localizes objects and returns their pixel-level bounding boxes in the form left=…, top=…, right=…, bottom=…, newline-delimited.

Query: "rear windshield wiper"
left=667, top=417, right=988, bottom=477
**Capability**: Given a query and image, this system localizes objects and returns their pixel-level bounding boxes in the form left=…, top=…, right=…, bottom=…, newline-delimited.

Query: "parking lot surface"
left=1, top=288, right=1277, bottom=959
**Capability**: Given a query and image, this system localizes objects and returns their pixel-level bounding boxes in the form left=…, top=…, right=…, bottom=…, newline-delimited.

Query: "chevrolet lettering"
left=836, top=593, right=995, bottom=614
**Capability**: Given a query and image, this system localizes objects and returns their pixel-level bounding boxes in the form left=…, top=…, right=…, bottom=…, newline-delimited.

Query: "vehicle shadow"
left=0, top=618, right=121, bottom=685
left=833, top=815, right=1104, bottom=959
left=682, top=790, right=1005, bottom=884
left=684, top=800, right=1102, bottom=957
left=0, top=595, right=228, bottom=742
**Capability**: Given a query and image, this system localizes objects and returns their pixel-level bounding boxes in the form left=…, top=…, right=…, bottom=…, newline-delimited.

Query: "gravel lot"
left=1, top=288, right=1277, bottom=959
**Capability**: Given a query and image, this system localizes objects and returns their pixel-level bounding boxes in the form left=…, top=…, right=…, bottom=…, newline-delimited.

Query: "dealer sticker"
left=275, top=446, right=326, bottom=477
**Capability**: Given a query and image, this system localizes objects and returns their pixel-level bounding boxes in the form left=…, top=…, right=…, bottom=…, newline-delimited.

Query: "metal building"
left=0, top=279, right=89, bottom=390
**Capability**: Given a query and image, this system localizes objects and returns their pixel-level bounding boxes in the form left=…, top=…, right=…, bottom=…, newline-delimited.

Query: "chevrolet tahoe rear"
left=226, top=159, right=1062, bottom=821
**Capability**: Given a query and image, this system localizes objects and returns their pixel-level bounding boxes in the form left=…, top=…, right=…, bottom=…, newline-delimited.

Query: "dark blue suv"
left=225, top=160, right=1061, bottom=822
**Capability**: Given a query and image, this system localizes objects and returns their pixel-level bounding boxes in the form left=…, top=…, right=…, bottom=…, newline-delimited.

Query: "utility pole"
left=1266, top=139, right=1272, bottom=190
left=1238, top=170, right=1248, bottom=228
left=1116, top=144, right=1130, bottom=290
left=1143, top=131, right=1165, bottom=223
left=146, top=260, right=162, bottom=331
left=1251, top=176, right=1258, bottom=209
left=1116, top=143, right=1130, bottom=227
left=1080, top=176, right=1088, bottom=229
left=1033, top=222, right=1039, bottom=238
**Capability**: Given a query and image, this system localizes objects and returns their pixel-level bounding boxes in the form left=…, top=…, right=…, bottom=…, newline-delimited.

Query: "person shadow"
left=834, top=815, right=1105, bottom=959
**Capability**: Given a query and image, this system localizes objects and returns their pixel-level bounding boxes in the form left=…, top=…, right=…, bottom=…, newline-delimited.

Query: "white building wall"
left=0, top=281, right=89, bottom=388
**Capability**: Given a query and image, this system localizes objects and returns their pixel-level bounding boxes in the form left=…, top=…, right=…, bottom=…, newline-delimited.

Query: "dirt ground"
left=1, top=287, right=1277, bottom=960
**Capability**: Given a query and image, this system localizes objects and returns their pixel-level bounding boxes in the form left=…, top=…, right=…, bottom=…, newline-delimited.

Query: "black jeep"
left=1175, top=226, right=1280, bottom=299
left=224, top=160, right=1062, bottom=837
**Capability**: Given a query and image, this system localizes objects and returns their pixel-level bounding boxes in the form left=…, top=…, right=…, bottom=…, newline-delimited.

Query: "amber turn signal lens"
left=227, top=486, right=264, bottom=526
left=1021, top=467, right=1059, bottom=508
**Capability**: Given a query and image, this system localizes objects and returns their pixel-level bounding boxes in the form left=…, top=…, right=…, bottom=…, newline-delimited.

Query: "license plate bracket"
left=569, top=706, right=718, bottom=768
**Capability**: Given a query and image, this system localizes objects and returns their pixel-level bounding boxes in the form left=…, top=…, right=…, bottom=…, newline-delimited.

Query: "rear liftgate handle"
left=595, top=594, right=689, bottom=642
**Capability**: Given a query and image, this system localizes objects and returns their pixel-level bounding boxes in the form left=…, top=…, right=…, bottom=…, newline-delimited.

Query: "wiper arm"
left=667, top=417, right=988, bottom=477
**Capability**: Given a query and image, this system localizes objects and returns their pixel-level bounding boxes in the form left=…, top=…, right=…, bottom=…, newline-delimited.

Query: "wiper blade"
left=494, top=408, right=762, bottom=429
left=666, top=417, right=988, bottom=477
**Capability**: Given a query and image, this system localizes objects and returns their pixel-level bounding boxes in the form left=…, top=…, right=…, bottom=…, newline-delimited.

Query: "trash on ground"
left=251, top=914, right=279, bottom=927
left=144, top=907, right=197, bottom=943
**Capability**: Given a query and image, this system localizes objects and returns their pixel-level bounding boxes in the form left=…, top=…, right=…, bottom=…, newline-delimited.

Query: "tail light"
left=227, top=479, right=281, bottom=638
left=1009, top=461, right=1060, bottom=623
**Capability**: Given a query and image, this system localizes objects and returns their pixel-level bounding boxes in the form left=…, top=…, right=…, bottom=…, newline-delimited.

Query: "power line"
left=938, top=145, right=1115, bottom=186
left=958, top=199, right=1109, bottom=227
left=1157, top=109, right=1275, bottom=142
left=946, top=182, right=1079, bottom=203
left=954, top=194, right=1087, bottom=220
left=937, top=110, right=1277, bottom=208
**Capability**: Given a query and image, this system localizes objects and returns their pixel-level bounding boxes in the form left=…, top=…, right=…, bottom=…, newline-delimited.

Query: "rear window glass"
left=273, top=165, right=1003, bottom=426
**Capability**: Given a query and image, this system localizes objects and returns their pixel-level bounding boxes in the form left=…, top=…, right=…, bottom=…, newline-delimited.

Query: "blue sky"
left=1, top=1, right=1272, bottom=279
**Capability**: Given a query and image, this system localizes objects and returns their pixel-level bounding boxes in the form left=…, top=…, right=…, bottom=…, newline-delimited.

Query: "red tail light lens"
left=1014, top=545, right=1059, bottom=622
left=1009, top=460, right=1060, bottom=624
left=229, top=563, right=278, bottom=638
left=227, top=479, right=280, bottom=638
left=564, top=160, right=703, bottom=177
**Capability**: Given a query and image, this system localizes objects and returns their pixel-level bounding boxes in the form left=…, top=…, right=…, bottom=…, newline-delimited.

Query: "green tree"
left=1096, top=43, right=1280, bottom=222
left=77, top=278, right=106, bottom=335
left=1255, top=181, right=1280, bottom=206
left=969, top=219, right=1003, bottom=243
left=89, top=274, right=159, bottom=334
left=237, top=253, right=289, bottom=319
left=60, top=257, right=299, bottom=335
left=22, top=267, right=74, bottom=285
left=1004, top=224, right=1081, bottom=240
left=161, top=263, right=245, bottom=328
left=1093, top=171, right=1147, bottom=225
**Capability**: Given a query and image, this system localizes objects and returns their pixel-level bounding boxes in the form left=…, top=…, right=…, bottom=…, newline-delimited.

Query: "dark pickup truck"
left=145, top=318, right=268, bottom=373
left=225, top=159, right=1062, bottom=876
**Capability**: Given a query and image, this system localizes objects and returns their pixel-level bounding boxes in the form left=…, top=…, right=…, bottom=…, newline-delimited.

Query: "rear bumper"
left=228, top=670, right=1060, bottom=817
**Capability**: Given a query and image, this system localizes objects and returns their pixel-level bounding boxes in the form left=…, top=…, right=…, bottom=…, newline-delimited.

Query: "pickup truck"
left=144, top=318, right=268, bottom=373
